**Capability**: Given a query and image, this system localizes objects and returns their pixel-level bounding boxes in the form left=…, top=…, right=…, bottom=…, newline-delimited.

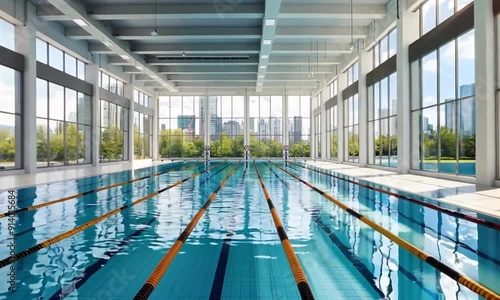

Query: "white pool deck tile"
left=0, top=160, right=176, bottom=192
left=304, top=161, right=500, bottom=219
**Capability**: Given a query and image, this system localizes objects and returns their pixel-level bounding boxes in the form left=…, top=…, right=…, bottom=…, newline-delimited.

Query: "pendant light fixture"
left=151, top=0, right=159, bottom=36
left=350, top=0, right=354, bottom=51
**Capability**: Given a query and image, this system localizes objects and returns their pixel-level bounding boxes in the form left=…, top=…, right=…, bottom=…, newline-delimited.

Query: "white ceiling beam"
left=268, top=56, right=341, bottom=65
left=46, top=0, right=177, bottom=91
left=256, top=0, right=282, bottom=92
left=274, top=27, right=367, bottom=39
left=146, top=57, right=259, bottom=66
left=156, top=65, right=258, bottom=75
left=279, top=4, right=386, bottom=19
left=67, top=26, right=262, bottom=40
left=272, top=43, right=353, bottom=55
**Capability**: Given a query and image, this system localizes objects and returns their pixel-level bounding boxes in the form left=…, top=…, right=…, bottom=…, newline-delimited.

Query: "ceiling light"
left=257, top=82, right=263, bottom=85
left=120, top=54, right=131, bottom=60
left=103, top=40, right=113, bottom=47
left=261, top=55, right=269, bottom=59
left=151, top=75, right=157, bottom=79
left=258, top=75, right=264, bottom=78
left=136, top=66, right=144, bottom=70
left=73, top=19, right=88, bottom=27
left=260, top=66, right=267, bottom=69
left=151, top=29, right=159, bottom=36
left=265, top=19, right=276, bottom=26
left=263, top=40, right=272, bottom=45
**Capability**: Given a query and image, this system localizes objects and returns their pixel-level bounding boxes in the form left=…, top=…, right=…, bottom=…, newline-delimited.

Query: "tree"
left=0, top=129, right=15, bottom=162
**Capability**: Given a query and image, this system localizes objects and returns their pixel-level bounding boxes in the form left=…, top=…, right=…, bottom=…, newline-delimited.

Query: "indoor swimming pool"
left=0, top=161, right=499, bottom=299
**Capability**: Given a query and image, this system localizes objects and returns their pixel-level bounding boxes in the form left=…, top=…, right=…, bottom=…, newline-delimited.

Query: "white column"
left=244, top=90, right=250, bottom=147
left=358, top=41, right=371, bottom=167
left=320, top=89, right=328, bottom=160
left=152, top=90, right=159, bottom=160
left=204, top=91, right=210, bottom=147
left=475, top=0, right=496, bottom=188
left=283, top=90, right=289, bottom=148
left=397, top=0, right=419, bottom=174
left=86, top=63, right=101, bottom=166
left=16, top=12, right=37, bottom=173
left=310, top=93, right=316, bottom=159
left=338, top=72, right=347, bottom=162
left=126, top=78, right=135, bottom=162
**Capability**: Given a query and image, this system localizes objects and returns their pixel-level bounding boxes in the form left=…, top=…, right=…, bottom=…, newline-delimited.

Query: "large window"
left=315, top=92, right=321, bottom=109
left=369, top=73, right=398, bottom=167
left=249, top=96, right=283, bottom=157
left=36, top=79, right=92, bottom=167
left=211, top=96, right=245, bottom=157
left=344, top=94, right=359, bottom=163
left=99, top=71, right=124, bottom=96
left=327, top=105, right=338, bottom=161
left=347, top=62, right=359, bottom=86
left=288, top=96, right=310, bottom=157
left=373, top=28, right=397, bottom=68
left=134, top=111, right=153, bottom=159
left=134, top=90, right=151, bottom=108
left=100, top=100, right=129, bottom=162
left=0, top=18, right=15, bottom=51
left=412, top=30, right=475, bottom=176
left=314, top=114, right=321, bottom=158
left=36, top=39, right=86, bottom=80
left=0, top=65, right=21, bottom=170
left=328, top=79, right=338, bottom=99
left=159, top=96, right=204, bottom=158
left=420, top=0, right=473, bottom=36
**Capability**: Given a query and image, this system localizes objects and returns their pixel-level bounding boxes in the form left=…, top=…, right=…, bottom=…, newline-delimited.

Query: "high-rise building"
left=293, top=116, right=302, bottom=143
left=459, top=84, right=476, bottom=136
left=223, top=120, right=242, bottom=136
left=177, top=115, right=196, bottom=131
left=259, top=118, right=267, bottom=138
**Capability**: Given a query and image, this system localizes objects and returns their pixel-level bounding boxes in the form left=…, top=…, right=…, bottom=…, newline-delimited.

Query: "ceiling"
left=32, top=0, right=390, bottom=93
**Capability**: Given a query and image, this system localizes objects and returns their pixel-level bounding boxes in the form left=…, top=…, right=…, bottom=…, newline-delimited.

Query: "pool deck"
left=303, top=161, right=500, bottom=219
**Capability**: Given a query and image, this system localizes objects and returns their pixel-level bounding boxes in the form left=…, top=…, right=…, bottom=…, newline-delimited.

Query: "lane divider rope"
left=287, top=161, right=500, bottom=231
left=254, top=161, right=315, bottom=300
left=0, top=162, right=225, bottom=269
left=271, top=161, right=500, bottom=300
left=0, top=161, right=200, bottom=219
left=133, top=161, right=241, bottom=300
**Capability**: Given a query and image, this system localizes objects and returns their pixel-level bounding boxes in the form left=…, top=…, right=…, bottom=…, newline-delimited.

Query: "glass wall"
left=373, top=28, right=397, bottom=68
left=344, top=94, right=359, bottom=163
left=369, top=73, right=398, bottom=167
left=347, top=62, right=359, bottom=86
left=134, top=90, right=151, bottom=108
left=134, top=111, right=153, bottom=159
left=249, top=96, right=283, bottom=157
left=327, top=105, right=338, bottom=160
left=0, top=17, right=15, bottom=51
left=288, top=96, right=311, bottom=157
left=36, top=39, right=86, bottom=80
left=412, top=30, right=475, bottom=176
left=328, top=80, right=338, bottom=99
left=158, top=96, right=204, bottom=158
left=211, top=96, right=245, bottom=157
left=99, top=71, right=124, bottom=96
left=0, top=65, right=21, bottom=170
left=36, top=79, right=92, bottom=167
left=420, top=0, right=473, bottom=36
left=100, top=100, right=129, bottom=162
left=314, top=114, right=321, bottom=158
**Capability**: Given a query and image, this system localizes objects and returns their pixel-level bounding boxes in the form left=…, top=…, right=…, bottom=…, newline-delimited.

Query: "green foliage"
left=0, top=129, right=15, bottom=162
left=35, top=123, right=84, bottom=163
left=289, top=141, right=310, bottom=157
left=101, top=126, right=124, bottom=160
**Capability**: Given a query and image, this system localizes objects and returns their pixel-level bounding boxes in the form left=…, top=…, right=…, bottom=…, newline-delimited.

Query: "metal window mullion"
left=455, top=34, right=460, bottom=174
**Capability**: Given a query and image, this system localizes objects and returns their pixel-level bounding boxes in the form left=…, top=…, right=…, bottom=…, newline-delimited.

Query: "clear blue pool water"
left=0, top=161, right=498, bottom=299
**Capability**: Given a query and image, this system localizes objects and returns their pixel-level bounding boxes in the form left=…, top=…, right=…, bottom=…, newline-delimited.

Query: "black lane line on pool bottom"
left=48, top=217, right=157, bottom=300
left=265, top=163, right=388, bottom=298
left=209, top=168, right=247, bottom=300
left=267, top=163, right=439, bottom=299
left=47, top=163, right=228, bottom=299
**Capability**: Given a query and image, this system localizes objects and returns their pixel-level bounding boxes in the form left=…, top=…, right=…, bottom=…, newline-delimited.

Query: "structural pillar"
left=358, top=40, right=371, bottom=167
left=127, top=77, right=135, bottom=162
left=152, top=90, right=159, bottom=161
left=397, top=0, right=419, bottom=174
left=475, top=0, right=496, bottom=188
left=244, top=90, right=250, bottom=147
left=16, top=8, right=37, bottom=173
left=283, top=90, right=289, bottom=149
left=337, top=71, right=347, bottom=163
left=320, top=88, right=328, bottom=160
left=86, top=62, right=100, bottom=166
left=310, top=92, right=316, bottom=159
